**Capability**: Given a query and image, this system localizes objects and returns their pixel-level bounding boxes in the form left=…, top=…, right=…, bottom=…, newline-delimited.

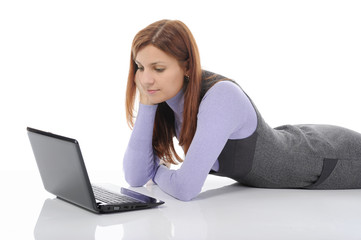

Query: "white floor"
left=4, top=170, right=361, bottom=240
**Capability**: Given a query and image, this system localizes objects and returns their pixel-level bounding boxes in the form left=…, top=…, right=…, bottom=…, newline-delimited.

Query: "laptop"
left=27, top=127, right=164, bottom=214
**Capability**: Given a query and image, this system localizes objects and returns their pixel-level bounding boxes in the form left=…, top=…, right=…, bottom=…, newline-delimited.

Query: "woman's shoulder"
left=205, top=80, right=241, bottom=98
left=198, top=72, right=256, bottom=129
left=211, top=80, right=240, bottom=91
left=201, top=70, right=244, bottom=102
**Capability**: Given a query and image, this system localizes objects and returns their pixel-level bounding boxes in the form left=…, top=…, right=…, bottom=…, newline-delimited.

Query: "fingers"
left=134, top=71, right=152, bottom=105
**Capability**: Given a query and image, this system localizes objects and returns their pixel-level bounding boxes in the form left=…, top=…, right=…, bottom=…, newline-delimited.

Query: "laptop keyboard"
left=92, top=185, right=142, bottom=204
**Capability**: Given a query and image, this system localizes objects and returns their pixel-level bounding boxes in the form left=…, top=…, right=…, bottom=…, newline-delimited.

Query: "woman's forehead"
left=135, top=45, right=177, bottom=65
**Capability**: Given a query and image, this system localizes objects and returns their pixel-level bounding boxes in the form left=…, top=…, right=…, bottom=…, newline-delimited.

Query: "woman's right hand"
left=134, top=70, right=153, bottom=105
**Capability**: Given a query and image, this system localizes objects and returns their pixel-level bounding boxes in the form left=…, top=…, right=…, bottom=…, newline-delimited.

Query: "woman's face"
left=134, top=45, right=186, bottom=104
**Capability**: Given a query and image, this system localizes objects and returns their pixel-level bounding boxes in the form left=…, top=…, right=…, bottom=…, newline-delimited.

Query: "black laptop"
left=27, top=127, right=164, bottom=214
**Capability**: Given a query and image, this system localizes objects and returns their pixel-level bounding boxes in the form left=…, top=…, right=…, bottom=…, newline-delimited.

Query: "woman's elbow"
left=123, top=161, right=153, bottom=187
left=174, top=184, right=201, bottom=202
left=176, top=194, right=196, bottom=202
left=124, top=173, right=149, bottom=187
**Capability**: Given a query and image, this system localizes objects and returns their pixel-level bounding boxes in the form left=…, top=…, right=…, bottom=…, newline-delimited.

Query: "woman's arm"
left=153, top=81, right=257, bottom=201
left=123, top=103, right=160, bottom=186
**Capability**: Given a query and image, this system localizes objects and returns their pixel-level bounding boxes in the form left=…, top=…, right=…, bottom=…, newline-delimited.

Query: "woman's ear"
left=183, top=59, right=190, bottom=74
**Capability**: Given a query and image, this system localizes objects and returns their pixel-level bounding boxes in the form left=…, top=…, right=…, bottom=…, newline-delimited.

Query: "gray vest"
left=203, top=71, right=361, bottom=189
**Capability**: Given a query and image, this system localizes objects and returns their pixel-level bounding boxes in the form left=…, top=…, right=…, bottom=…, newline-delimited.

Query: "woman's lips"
left=147, top=89, right=159, bottom=94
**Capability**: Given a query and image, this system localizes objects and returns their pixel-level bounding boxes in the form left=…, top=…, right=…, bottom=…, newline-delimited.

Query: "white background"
left=1, top=0, right=361, bottom=188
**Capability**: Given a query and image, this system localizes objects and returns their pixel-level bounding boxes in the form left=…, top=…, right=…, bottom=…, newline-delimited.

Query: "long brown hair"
left=125, top=19, right=202, bottom=164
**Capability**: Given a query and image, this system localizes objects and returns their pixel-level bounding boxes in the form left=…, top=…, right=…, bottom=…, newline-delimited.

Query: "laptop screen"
left=27, top=128, right=98, bottom=211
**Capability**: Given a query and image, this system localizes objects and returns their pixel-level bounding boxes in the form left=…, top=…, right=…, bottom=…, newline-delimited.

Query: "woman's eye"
left=155, top=68, right=165, bottom=72
left=136, top=66, right=144, bottom=71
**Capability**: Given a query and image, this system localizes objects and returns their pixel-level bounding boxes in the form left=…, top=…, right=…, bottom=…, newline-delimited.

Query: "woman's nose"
left=141, top=69, right=155, bottom=86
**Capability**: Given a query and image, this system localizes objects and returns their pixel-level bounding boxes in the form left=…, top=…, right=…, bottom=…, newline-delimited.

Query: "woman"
left=123, top=19, right=361, bottom=201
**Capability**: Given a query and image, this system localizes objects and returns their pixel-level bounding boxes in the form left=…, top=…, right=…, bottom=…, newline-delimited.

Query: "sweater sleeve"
left=153, top=81, right=257, bottom=201
left=123, top=103, right=159, bottom=186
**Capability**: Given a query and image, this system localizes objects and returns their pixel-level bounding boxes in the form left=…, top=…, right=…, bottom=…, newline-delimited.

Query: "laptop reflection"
left=34, top=198, right=171, bottom=240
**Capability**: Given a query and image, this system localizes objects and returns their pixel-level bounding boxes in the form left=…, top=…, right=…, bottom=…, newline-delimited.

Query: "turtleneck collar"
left=165, top=87, right=185, bottom=120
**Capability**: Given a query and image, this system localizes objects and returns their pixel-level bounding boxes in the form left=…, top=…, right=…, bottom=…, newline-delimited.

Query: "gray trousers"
left=243, top=123, right=361, bottom=189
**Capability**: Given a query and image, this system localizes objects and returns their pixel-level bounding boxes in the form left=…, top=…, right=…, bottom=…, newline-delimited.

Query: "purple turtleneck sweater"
left=123, top=81, right=257, bottom=201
